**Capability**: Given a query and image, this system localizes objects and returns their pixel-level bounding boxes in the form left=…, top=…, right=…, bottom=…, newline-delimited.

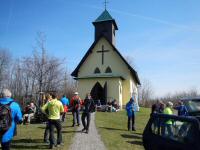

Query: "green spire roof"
left=94, top=9, right=114, bottom=22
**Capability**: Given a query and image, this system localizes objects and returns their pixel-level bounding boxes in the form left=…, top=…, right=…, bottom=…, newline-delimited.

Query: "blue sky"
left=0, top=0, right=200, bottom=97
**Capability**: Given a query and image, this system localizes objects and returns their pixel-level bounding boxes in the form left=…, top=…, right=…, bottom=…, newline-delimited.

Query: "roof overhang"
left=73, top=75, right=125, bottom=80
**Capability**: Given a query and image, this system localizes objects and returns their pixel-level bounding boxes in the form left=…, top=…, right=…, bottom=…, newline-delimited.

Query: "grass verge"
left=11, top=113, right=75, bottom=150
left=95, top=107, right=150, bottom=150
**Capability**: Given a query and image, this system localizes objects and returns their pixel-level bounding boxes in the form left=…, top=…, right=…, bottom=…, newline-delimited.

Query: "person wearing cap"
left=162, top=101, right=173, bottom=137
left=125, top=97, right=136, bottom=131
left=0, top=89, right=22, bottom=150
left=70, top=92, right=81, bottom=127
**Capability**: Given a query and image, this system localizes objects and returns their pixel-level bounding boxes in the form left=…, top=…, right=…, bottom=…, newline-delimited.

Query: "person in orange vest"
left=70, top=92, right=81, bottom=127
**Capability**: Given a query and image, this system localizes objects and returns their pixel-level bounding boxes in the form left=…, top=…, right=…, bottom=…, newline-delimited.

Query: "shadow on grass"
left=12, top=139, right=47, bottom=149
left=127, top=140, right=143, bottom=146
left=99, top=127, right=126, bottom=131
left=121, top=134, right=142, bottom=140
left=62, top=125, right=74, bottom=128
left=134, top=132, right=143, bottom=136
left=37, top=127, right=46, bottom=129
left=13, top=139, right=43, bottom=143
left=11, top=144, right=47, bottom=149
left=62, top=130, right=80, bottom=133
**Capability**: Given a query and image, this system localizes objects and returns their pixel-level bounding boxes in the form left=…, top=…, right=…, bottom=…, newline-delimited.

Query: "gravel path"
left=69, top=113, right=106, bottom=150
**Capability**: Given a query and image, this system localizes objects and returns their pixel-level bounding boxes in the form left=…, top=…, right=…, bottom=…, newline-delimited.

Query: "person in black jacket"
left=81, top=93, right=95, bottom=134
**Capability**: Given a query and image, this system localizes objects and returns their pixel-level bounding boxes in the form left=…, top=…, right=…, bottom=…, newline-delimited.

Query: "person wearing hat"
left=162, top=101, right=173, bottom=137
left=125, top=97, right=136, bottom=131
left=70, top=92, right=81, bottom=127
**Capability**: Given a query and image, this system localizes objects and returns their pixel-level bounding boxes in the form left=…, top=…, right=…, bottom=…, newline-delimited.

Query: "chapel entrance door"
left=91, top=82, right=106, bottom=104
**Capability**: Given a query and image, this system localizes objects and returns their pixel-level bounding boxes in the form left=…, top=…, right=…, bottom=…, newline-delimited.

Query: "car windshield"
left=185, top=100, right=200, bottom=112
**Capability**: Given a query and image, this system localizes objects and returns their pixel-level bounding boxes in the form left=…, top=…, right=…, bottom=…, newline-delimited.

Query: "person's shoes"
left=44, top=139, right=49, bottom=143
left=56, top=144, right=60, bottom=148
left=86, top=130, right=89, bottom=134
left=49, top=145, right=55, bottom=149
left=56, top=143, right=64, bottom=147
left=81, top=128, right=86, bottom=132
left=71, top=124, right=75, bottom=127
left=132, top=128, right=136, bottom=131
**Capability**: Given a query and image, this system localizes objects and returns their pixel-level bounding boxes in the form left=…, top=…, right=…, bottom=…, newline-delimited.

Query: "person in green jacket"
left=162, top=101, right=173, bottom=137
left=42, top=93, right=64, bottom=149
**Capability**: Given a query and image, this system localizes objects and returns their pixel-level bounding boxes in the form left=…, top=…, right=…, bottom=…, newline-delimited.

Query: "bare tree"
left=138, top=78, right=154, bottom=106
left=20, top=32, right=66, bottom=103
left=162, top=87, right=199, bottom=101
left=9, top=60, right=23, bottom=97
left=1, top=32, right=77, bottom=105
left=0, top=48, right=11, bottom=90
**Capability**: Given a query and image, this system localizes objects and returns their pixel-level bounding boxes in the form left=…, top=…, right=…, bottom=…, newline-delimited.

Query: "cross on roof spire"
left=104, top=0, right=108, bottom=10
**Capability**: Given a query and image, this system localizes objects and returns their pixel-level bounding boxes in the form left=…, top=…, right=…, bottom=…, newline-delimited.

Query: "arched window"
left=94, top=67, right=101, bottom=74
left=105, top=66, right=112, bottom=73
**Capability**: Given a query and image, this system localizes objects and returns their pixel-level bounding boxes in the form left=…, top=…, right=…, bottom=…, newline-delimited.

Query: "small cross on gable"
left=97, top=45, right=109, bottom=65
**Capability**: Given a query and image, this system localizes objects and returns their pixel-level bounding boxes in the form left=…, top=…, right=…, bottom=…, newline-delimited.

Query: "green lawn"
left=95, top=107, right=151, bottom=150
left=11, top=113, right=75, bottom=150
left=8, top=108, right=150, bottom=150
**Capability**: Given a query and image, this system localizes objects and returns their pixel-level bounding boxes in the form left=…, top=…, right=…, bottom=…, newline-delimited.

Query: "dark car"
left=143, top=113, right=200, bottom=150
left=143, top=97, right=200, bottom=150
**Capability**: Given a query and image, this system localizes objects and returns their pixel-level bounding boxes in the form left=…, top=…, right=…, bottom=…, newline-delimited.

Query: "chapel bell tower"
left=92, top=9, right=118, bottom=46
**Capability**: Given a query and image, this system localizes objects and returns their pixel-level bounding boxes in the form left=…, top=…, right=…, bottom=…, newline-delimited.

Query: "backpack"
left=89, top=100, right=96, bottom=113
left=73, top=99, right=80, bottom=110
left=0, top=101, right=13, bottom=136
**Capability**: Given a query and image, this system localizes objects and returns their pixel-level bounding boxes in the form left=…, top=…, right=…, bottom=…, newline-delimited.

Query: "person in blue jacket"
left=60, top=95, right=69, bottom=122
left=174, top=101, right=188, bottom=116
left=126, top=97, right=136, bottom=131
left=0, top=89, right=22, bottom=150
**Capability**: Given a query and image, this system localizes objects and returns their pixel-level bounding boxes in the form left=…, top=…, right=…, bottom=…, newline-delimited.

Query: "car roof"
left=180, top=97, right=200, bottom=101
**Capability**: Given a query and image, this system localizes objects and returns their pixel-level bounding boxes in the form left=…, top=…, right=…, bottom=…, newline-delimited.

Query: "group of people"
left=41, top=92, right=95, bottom=149
left=70, top=92, right=95, bottom=132
left=0, top=89, right=96, bottom=150
left=152, top=100, right=188, bottom=116
left=1, top=87, right=190, bottom=150
left=151, top=100, right=188, bottom=137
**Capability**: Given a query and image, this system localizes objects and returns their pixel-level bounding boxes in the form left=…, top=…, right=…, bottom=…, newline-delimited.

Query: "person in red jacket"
left=70, top=92, right=81, bottom=127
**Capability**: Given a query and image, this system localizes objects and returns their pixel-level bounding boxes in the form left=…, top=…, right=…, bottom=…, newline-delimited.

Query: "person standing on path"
left=70, top=92, right=81, bottom=127
left=42, top=93, right=64, bottom=149
left=0, top=89, right=22, bottom=150
left=60, top=95, right=69, bottom=122
left=81, top=93, right=95, bottom=134
left=126, top=97, right=136, bottom=131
